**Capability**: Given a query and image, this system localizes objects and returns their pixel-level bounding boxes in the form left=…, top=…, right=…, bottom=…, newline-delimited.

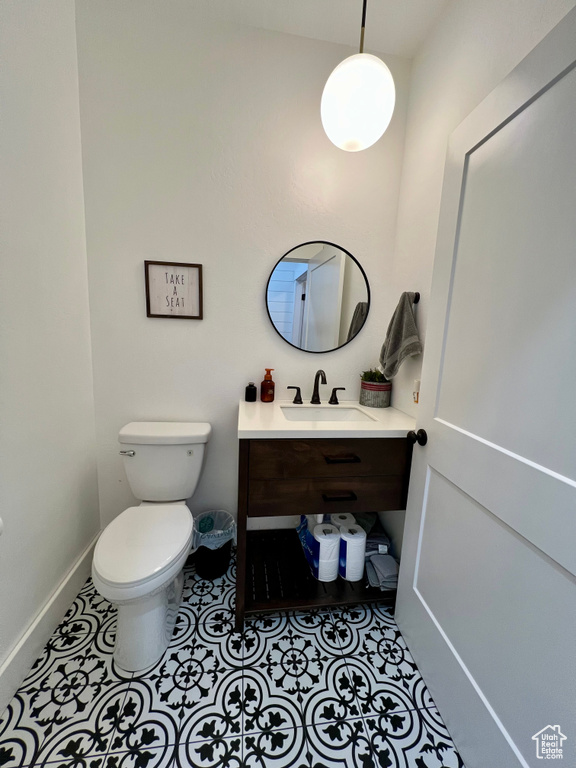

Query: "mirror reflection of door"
left=304, top=244, right=345, bottom=351
left=266, top=241, right=370, bottom=353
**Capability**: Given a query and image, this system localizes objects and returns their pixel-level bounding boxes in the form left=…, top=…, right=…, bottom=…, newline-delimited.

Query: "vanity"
left=235, top=400, right=416, bottom=630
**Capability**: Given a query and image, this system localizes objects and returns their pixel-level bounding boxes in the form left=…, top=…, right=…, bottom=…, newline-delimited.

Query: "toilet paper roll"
left=313, top=524, right=340, bottom=582
left=305, top=515, right=317, bottom=532
left=306, top=514, right=326, bottom=529
left=338, top=524, right=367, bottom=582
left=329, top=512, right=356, bottom=529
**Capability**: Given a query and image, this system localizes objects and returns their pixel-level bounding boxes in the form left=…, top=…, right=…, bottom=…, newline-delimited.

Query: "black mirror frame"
left=265, top=240, right=371, bottom=354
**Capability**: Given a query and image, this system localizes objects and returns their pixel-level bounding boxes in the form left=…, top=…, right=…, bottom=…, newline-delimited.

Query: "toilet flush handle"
left=119, top=450, right=135, bottom=457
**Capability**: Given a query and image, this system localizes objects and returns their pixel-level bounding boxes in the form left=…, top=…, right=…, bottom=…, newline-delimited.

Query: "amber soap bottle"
left=260, top=368, right=275, bottom=402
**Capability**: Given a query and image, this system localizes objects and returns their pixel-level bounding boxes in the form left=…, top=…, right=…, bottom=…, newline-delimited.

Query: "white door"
left=396, top=9, right=576, bottom=768
left=303, top=245, right=345, bottom=351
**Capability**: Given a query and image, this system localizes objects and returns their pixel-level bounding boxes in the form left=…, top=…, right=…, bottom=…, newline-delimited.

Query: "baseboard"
left=0, top=533, right=99, bottom=713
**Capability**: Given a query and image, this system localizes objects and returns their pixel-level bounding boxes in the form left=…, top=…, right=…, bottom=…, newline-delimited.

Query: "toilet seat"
left=92, top=504, right=193, bottom=602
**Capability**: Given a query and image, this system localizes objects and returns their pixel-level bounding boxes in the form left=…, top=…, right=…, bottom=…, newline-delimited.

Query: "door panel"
left=415, top=468, right=573, bottom=750
left=436, top=65, right=576, bottom=478
left=396, top=9, right=576, bottom=768
left=431, top=426, right=576, bottom=576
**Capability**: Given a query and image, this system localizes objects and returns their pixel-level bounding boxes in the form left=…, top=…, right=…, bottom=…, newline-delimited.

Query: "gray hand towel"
left=365, top=531, right=391, bottom=556
left=379, top=292, right=422, bottom=379
left=366, top=557, right=398, bottom=591
left=365, top=560, right=380, bottom=588
left=371, top=554, right=399, bottom=581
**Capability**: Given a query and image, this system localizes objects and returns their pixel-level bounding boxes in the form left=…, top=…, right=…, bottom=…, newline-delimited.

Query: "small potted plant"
left=359, top=368, right=392, bottom=408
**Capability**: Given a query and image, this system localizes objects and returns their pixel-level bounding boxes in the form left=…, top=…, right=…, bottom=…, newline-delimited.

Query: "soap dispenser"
left=260, top=368, right=275, bottom=403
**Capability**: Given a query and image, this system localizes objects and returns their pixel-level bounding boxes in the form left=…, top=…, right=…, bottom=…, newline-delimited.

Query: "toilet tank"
left=118, top=422, right=211, bottom=502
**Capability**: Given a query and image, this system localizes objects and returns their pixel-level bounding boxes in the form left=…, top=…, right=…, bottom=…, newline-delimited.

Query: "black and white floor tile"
left=0, top=551, right=465, bottom=767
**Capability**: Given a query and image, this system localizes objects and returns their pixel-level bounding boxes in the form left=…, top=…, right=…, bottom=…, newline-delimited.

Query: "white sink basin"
left=280, top=406, right=377, bottom=422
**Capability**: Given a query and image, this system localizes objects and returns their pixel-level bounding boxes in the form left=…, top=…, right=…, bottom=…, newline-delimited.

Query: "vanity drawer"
left=248, top=438, right=408, bottom=480
left=247, top=475, right=406, bottom=517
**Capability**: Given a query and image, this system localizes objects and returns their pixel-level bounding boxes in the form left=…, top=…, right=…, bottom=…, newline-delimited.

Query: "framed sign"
left=145, top=261, right=203, bottom=319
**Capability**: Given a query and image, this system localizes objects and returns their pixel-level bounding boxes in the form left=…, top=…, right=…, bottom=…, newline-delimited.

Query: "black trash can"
left=193, top=509, right=236, bottom=579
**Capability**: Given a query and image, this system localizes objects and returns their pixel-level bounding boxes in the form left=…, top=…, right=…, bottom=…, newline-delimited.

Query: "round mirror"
left=266, top=241, right=370, bottom=353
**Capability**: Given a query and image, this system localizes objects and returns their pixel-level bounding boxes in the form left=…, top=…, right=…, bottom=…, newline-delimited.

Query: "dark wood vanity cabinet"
left=235, top=436, right=412, bottom=630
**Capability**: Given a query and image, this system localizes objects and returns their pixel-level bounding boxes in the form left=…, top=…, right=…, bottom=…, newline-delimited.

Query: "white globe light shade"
left=321, top=53, right=395, bottom=152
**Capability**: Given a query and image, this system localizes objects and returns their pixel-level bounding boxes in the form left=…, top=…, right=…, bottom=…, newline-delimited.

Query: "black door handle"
left=407, top=429, right=428, bottom=446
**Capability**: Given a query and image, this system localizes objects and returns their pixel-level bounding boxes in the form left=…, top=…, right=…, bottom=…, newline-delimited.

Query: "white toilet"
left=92, top=421, right=211, bottom=672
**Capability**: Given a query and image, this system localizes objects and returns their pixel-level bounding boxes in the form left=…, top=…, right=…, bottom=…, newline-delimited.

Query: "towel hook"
left=413, top=292, right=420, bottom=304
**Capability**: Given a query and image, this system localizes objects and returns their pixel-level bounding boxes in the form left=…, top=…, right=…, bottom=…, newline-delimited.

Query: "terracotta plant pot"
left=359, top=379, right=391, bottom=408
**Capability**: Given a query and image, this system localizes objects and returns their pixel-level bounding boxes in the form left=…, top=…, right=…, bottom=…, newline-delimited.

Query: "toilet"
left=92, top=421, right=211, bottom=672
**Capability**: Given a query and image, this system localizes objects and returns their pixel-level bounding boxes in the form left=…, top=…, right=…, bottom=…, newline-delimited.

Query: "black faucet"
left=287, top=386, right=303, bottom=404
left=311, top=369, right=327, bottom=404
left=329, top=387, right=345, bottom=405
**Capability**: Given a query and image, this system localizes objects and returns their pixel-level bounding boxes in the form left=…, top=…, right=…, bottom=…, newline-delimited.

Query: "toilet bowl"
left=91, top=422, right=211, bottom=672
left=92, top=503, right=194, bottom=671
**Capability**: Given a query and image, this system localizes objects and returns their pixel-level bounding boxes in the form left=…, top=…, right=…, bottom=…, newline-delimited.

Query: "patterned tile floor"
left=0, top=552, right=465, bottom=768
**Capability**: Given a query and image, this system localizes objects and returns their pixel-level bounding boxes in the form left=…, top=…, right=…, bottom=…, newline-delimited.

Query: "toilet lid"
left=94, top=505, right=193, bottom=587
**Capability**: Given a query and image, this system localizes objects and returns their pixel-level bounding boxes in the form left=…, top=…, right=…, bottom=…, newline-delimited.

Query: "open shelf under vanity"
left=244, top=528, right=396, bottom=617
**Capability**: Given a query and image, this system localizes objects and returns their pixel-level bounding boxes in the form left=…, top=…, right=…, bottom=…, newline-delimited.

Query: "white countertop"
left=238, top=400, right=416, bottom=439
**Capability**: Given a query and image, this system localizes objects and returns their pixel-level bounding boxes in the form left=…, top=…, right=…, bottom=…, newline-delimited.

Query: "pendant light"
left=321, top=0, right=395, bottom=152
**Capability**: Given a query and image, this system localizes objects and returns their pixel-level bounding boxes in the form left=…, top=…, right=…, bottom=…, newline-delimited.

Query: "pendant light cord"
left=359, top=0, right=367, bottom=53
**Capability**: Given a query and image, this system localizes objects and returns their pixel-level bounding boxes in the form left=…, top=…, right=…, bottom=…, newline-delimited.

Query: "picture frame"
left=144, top=261, right=203, bottom=319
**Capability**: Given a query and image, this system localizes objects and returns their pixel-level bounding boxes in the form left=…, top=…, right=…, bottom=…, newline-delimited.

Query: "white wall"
left=390, top=0, right=576, bottom=418
left=0, top=0, right=100, bottom=703
left=75, top=0, right=412, bottom=527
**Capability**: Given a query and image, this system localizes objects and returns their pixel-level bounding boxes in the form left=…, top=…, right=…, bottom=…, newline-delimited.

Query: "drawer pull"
left=323, top=453, right=361, bottom=465
left=322, top=491, right=358, bottom=503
